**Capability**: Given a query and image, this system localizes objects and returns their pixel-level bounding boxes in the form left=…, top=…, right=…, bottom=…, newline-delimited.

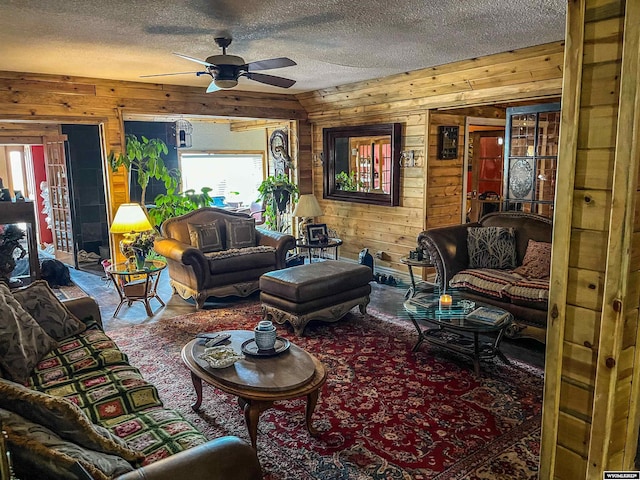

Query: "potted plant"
left=257, top=174, right=299, bottom=231
left=108, top=134, right=179, bottom=212
left=148, top=187, right=214, bottom=228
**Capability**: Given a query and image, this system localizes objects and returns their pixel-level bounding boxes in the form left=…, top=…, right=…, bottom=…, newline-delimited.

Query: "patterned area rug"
left=108, top=301, right=543, bottom=479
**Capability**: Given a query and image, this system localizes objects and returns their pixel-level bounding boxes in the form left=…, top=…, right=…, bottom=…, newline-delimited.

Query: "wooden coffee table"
left=181, top=330, right=327, bottom=448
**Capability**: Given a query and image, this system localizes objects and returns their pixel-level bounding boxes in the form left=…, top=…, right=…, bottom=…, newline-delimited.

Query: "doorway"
left=462, top=117, right=506, bottom=223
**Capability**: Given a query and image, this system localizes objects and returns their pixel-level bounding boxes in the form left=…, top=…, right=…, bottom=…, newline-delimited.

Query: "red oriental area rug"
left=108, top=301, right=542, bottom=479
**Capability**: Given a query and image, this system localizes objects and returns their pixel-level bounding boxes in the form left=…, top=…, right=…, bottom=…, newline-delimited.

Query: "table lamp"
left=109, top=203, right=154, bottom=260
left=292, top=194, right=323, bottom=240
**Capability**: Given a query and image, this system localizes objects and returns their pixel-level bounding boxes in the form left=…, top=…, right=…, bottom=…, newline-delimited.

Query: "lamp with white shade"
left=109, top=203, right=154, bottom=261
left=292, top=194, right=323, bottom=240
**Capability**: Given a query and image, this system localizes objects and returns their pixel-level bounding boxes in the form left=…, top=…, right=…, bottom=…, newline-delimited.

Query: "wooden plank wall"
left=0, top=71, right=308, bottom=223
left=296, top=42, right=564, bottom=271
left=541, top=0, right=640, bottom=477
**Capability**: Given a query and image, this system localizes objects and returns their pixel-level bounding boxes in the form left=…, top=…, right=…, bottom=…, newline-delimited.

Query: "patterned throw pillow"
left=225, top=218, right=256, bottom=249
left=0, top=284, right=58, bottom=384
left=1, top=408, right=135, bottom=480
left=0, top=377, right=142, bottom=462
left=12, top=280, right=87, bottom=341
left=513, top=239, right=552, bottom=279
left=467, top=226, right=517, bottom=269
left=188, top=221, right=224, bottom=253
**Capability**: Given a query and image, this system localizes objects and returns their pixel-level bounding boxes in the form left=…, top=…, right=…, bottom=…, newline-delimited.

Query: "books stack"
left=466, top=306, right=510, bottom=325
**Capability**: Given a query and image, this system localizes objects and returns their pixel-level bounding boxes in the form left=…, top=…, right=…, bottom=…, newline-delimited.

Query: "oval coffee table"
left=181, top=330, right=327, bottom=448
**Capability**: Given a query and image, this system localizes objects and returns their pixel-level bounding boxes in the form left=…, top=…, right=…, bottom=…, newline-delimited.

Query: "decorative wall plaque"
left=438, top=126, right=459, bottom=159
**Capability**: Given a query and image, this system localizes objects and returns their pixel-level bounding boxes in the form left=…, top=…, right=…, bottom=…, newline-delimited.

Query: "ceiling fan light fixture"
left=213, top=78, right=238, bottom=89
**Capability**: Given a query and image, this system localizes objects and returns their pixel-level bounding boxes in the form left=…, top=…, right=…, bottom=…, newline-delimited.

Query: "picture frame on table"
left=306, top=223, right=328, bottom=244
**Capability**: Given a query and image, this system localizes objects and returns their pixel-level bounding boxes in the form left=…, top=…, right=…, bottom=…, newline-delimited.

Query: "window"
left=179, top=152, right=265, bottom=208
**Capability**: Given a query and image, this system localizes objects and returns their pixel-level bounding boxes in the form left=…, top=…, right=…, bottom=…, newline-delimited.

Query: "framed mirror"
left=323, top=123, right=401, bottom=206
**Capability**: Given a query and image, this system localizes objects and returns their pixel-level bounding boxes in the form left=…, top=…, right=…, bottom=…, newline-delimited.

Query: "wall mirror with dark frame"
left=323, top=123, right=401, bottom=206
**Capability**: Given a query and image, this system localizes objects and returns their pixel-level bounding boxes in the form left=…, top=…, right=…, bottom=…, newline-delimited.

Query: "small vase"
left=254, top=321, right=277, bottom=350
left=133, top=248, right=146, bottom=270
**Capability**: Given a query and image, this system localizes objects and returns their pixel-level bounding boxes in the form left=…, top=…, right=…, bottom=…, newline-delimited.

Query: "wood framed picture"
left=438, top=125, right=459, bottom=159
left=306, top=223, right=328, bottom=244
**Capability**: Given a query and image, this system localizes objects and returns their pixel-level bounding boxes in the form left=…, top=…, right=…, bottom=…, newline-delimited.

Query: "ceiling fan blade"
left=246, top=57, right=297, bottom=71
left=174, top=53, right=214, bottom=67
left=206, top=79, right=221, bottom=93
left=139, top=71, right=201, bottom=78
left=245, top=72, right=296, bottom=88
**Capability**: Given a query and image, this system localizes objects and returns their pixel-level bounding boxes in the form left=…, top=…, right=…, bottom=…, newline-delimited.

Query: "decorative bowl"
left=198, top=346, right=244, bottom=369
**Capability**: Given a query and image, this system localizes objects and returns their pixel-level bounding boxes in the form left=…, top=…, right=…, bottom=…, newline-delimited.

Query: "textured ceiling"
left=0, top=0, right=566, bottom=94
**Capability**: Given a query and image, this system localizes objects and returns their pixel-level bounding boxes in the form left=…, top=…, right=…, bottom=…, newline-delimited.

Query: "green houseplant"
left=148, top=187, right=214, bottom=228
left=257, top=174, right=299, bottom=231
left=108, top=134, right=179, bottom=211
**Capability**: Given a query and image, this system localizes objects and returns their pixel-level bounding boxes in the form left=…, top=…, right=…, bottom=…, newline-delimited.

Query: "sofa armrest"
left=256, top=228, right=295, bottom=269
left=62, top=297, right=103, bottom=330
left=154, top=237, right=206, bottom=265
left=115, top=437, right=262, bottom=480
left=418, top=223, right=477, bottom=289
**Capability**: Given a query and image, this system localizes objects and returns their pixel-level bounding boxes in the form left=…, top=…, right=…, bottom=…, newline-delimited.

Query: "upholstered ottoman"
left=260, top=260, right=373, bottom=336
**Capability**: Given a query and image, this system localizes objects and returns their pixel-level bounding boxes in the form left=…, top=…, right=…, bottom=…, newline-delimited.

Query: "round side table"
left=106, top=259, right=166, bottom=317
left=296, top=238, right=342, bottom=263
left=400, top=256, right=437, bottom=298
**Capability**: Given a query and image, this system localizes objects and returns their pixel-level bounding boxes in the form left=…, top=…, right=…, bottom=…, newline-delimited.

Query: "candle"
left=439, top=294, right=453, bottom=309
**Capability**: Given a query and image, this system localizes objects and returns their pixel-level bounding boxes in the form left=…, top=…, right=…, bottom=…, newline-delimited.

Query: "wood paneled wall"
left=297, top=42, right=563, bottom=271
left=0, top=71, right=307, bottom=223
left=541, top=0, right=640, bottom=477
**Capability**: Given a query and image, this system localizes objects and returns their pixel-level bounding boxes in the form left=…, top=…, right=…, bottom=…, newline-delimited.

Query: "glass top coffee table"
left=402, top=292, right=512, bottom=375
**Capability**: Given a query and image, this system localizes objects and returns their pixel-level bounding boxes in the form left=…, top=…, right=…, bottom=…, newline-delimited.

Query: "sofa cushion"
left=225, top=218, right=256, bottom=248
left=12, top=280, right=87, bottom=341
left=1, top=408, right=135, bottom=480
left=28, top=326, right=130, bottom=386
left=188, top=221, right=224, bottom=253
left=449, top=268, right=522, bottom=299
left=513, top=239, right=552, bottom=279
left=505, top=277, right=549, bottom=304
left=0, top=284, right=58, bottom=384
left=109, top=407, right=208, bottom=465
left=467, top=226, right=517, bottom=269
left=206, top=246, right=276, bottom=275
left=0, top=377, right=142, bottom=462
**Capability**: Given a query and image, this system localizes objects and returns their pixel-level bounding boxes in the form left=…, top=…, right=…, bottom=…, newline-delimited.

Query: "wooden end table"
left=181, top=330, right=327, bottom=448
left=106, top=259, right=166, bottom=317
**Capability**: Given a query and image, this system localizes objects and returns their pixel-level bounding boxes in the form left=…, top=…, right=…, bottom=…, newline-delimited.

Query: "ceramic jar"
left=254, top=320, right=277, bottom=350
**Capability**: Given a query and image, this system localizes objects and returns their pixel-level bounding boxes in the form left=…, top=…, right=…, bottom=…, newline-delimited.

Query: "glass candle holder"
left=439, top=294, right=453, bottom=309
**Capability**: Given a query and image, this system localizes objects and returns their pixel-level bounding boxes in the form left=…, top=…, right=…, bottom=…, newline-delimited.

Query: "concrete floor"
left=70, top=266, right=546, bottom=370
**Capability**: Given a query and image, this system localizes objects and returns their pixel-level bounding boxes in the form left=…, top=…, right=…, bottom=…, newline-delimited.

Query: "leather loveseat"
left=154, top=207, right=295, bottom=309
left=418, top=212, right=553, bottom=343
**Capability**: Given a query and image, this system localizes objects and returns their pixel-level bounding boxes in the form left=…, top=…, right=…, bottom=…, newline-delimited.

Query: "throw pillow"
left=0, top=284, right=58, bottom=384
left=467, top=226, right=517, bottom=270
left=188, top=221, right=223, bottom=253
left=12, top=280, right=87, bottom=341
left=1, top=408, right=135, bottom=480
left=225, top=218, right=256, bottom=249
left=513, top=239, right=552, bottom=279
left=0, top=377, right=142, bottom=462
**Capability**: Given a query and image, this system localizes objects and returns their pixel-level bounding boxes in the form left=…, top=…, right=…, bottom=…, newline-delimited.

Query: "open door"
left=44, top=135, right=75, bottom=266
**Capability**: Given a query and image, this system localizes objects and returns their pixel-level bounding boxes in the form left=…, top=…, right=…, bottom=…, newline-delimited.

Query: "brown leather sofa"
left=418, top=212, right=553, bottom=343
left=155, top=207, right=295, bottom=309
left=115, top=436, right=262, bottom=480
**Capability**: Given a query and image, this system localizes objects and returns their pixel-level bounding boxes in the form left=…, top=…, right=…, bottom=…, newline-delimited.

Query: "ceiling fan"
left=141, top=37, right=296, bottom=92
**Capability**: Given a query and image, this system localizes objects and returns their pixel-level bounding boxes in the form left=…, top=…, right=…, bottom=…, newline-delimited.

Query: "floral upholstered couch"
left=418, top=212, right=553, bottom=344
left=0, top=281, right=261, bottom=480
